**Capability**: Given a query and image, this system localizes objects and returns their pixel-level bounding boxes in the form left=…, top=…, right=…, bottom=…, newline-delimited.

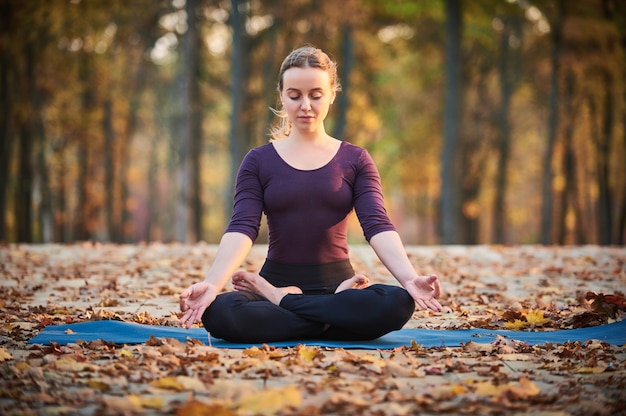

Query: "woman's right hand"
left=179, top=281, right=218, bottom=329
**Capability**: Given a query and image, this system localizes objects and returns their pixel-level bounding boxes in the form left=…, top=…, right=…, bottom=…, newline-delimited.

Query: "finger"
left=183, top=311, right=196, bottom=329
left=179, top=294, right=190, bottom=312
left=427, top=298, right=443, bottom=312
left=431, top=275, right=441, bottom=298
left=180, top=286, right=193, bottom=299
left=179, top=310, right=191, bottom=328
left=190, top=308, right=203, bottom=329
left=415, top=298, right=428, bottom=310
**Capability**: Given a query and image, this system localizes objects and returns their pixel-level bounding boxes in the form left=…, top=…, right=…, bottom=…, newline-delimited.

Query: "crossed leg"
left=232, top=270, right=369, bottom=304
left=203, top=271, right=414, bottom=343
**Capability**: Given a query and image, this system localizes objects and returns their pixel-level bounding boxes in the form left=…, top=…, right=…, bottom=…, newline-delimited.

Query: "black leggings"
left=201, top=284, right=416, bottom=343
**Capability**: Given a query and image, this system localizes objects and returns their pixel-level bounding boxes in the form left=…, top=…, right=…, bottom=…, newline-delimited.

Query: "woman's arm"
left=179, top=232, right=253, bottom=328
left=369, top=230, right=442, bottom=312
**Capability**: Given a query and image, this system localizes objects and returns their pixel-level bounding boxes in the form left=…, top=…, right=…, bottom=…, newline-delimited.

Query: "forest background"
left=1, top=0, right=624, bottom=246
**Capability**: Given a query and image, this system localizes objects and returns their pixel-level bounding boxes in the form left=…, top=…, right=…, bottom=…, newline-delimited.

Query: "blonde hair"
left=269, top=45, right=342, bottom=140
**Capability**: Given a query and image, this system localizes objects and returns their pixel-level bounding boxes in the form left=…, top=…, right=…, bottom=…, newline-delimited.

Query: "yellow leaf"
left=118, top=348, right=134, bottom=358
left=0, top=347, right=13, bottom=362
left=505, top=310, right=551, bottom=329
left=471, top=380, right=510, bottom=396
left=243, top=346, right=266, bottom=358
left=469, top=377, right=540, bottom=399
left=430, top=384, right=468, bottom=400
left=238, top=385, right=301, bottom=415
left=128, top=394, right=165, bottom=409
left=298, top=345, right=321, bottom=363
left=504, top=319, right=529, bottom=330
left=88, top=380, right=111, bottom=392
left=53, top=357, right=92, bottom=372
left=360, top=353, right=386, bottom=368
left=15, top=361, right=30, bottom=371
left=525, top=310, right=551, bottom=326
left=577, top=366, right=606, bottom=374
left=176, top=400, right=235, bottom=416
left=150, top=376, right=206, bottom=392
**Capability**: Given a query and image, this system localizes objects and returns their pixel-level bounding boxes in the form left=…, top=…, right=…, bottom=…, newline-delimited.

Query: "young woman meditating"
left=179, top=45, right=442, bottom=343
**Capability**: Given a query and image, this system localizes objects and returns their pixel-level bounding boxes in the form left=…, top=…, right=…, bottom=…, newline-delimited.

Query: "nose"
left=300, top=96, right=311, bottom=111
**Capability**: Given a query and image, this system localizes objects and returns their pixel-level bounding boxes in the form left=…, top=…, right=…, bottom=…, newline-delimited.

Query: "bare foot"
left=232, top=271, right=302, bottom=305
left=335, top=274, right=369, bottom=293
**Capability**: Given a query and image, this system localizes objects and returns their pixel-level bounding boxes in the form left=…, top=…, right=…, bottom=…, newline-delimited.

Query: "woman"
left=179, top=45, right=442, bottom=343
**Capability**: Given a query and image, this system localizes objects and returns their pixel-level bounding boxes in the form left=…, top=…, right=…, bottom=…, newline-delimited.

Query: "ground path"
left=1, top=244, right=624, bottom=415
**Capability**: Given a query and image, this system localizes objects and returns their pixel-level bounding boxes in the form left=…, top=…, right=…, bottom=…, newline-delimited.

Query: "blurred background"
left=0, top=0, right=624, bottom=246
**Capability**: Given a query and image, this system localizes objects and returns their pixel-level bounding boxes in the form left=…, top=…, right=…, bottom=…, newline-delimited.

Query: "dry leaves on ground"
left=1, top=243, right=625, bottom=415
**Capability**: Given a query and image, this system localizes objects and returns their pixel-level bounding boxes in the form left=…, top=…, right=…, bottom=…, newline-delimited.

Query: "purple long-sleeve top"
left=225, top=141, right=396, bottom=265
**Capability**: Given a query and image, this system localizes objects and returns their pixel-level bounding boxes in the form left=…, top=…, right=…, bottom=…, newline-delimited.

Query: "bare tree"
left=227, top=0, right=249, bottom=217
left=440, top=0, right=463, bottom=244
left=541, top=0, right=564, bottom=245
left=176, top=0, right=201, bottom=243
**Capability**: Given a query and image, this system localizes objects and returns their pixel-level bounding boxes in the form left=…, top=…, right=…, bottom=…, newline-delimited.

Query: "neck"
left=289, top=127, right=331, bottom=144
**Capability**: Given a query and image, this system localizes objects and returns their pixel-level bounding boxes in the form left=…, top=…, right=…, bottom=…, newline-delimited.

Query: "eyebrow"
left=286, top=87, right=324, bottom=92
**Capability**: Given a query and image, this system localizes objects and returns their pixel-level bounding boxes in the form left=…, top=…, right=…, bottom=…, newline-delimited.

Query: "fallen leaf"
left=462, top=341, right=496, bottom=354
left=238, top=385, right=301, bottom=415
left=507, top=377, right=540, bottom=399
left=175, top=400, right=235, bottom=416
left=0, top=347, right=13, bottom=362
left=101, top=395, right=142, bottom=414
left=298, top=345, right=322, bottom=363
left=150, top=376, right=206, bottom=392
left=128, top=394, right=165, bottom=410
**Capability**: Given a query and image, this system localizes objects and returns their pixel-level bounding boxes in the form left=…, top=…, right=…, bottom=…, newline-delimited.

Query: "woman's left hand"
left=404, top=274, right=442, bottom=312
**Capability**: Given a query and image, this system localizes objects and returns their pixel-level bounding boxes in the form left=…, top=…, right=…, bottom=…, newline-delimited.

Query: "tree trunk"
left=596, top=71, right=614, bottom=245
left=120, top=57, right=148, bottom=243
left=0, top=54, right=13, bottom=242
left=188, top=0, right=203, bottom=242
left=16, top=121, right=33, bottom=242
left=54, top=147, right=69, bottom=243
left=103, top=98, right=116, bottom=242
left=26, top=40, right=52, bottom=243
left=460, top=65, right=491, bottom=245
left=227, top=0, right=249, bottom=219
left=175, top=0, right=201, bottom=243
left=540, top=0, right=564, bottom=245
left=493, top=16, right=520, bottom=244
left=333, top=25, right=354, bottom=140
left=440, top=0, right=463, bottom=244
left=556, top=71, right=576, bottom=244
left=74, top=53, right=93, bottom=242
left=603, top=0, right=626, bottom=245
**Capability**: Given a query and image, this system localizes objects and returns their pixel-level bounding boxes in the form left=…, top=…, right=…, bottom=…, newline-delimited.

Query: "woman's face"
left=280, top=66, right=335, bottom=136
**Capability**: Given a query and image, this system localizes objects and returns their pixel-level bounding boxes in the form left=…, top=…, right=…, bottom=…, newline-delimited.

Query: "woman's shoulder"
left=338, top=141, right=372, bottom=164
left=242, top=142, right=276, bottom=162
left=248, top=142, right=275, bottom=155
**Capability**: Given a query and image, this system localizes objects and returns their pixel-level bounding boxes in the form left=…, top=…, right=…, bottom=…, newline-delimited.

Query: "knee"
left=372, top=284, right=415, bottom=327
left=201, top=291, right=256, bottom=338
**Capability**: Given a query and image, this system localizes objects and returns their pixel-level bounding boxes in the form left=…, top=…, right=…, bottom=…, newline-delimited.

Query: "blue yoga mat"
left=28, top=319, right=626, bottom=349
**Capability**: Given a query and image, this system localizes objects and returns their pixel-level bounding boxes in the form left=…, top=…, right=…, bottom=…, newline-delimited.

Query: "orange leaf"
left=176, top=400, right=234, bottom=416
left=0, top=347, right=13, bottom=362
left=150, top=376, right=206, bottom=392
